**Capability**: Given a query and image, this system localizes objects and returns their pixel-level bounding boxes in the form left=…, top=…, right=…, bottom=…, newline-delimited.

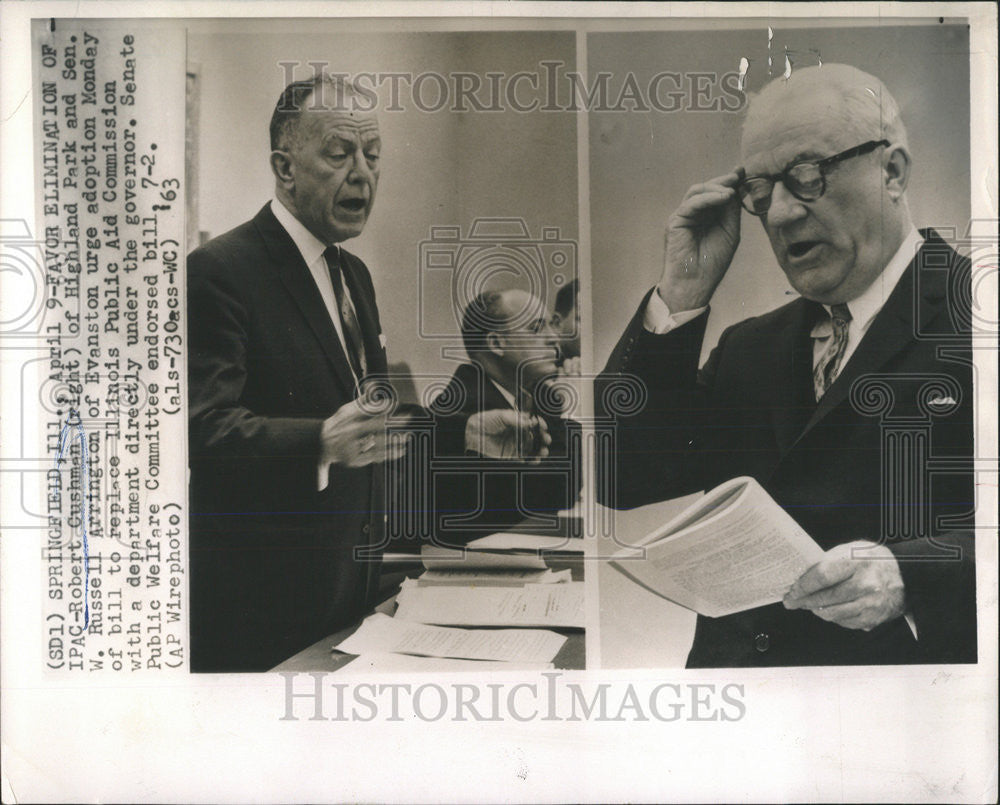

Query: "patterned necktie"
left=323, top=246, right=367, bottom=380
left=813, top=302, right=852, bottom=400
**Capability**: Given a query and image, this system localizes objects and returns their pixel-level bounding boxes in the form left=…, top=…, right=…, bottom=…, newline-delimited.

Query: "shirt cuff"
left=643, top=288, right=708, bottom=334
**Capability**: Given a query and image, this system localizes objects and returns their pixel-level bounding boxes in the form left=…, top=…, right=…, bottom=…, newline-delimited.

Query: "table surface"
left=272, top=531, right=585, bottom=673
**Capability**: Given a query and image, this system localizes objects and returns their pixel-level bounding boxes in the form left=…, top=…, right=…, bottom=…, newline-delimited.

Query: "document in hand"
left=609, top=477, right=825, bottom=618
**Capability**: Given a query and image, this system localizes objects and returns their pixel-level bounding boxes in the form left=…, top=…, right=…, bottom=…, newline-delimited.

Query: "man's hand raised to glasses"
left=657, top=168, right=744, bottom=313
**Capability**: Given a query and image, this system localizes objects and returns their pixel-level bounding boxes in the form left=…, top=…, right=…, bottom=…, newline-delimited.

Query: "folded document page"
left=334, top=612, right=567, bottom=663
left=394, top=582, right=585, bottom=628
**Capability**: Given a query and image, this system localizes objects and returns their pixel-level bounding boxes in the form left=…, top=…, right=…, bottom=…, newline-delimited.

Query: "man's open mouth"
left=787, top=241, right=822, bottom=260
left=337, top=198, right=367, bottom=213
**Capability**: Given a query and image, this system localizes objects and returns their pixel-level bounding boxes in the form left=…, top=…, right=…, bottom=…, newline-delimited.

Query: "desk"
left=272, top=538, right=585, bottom=673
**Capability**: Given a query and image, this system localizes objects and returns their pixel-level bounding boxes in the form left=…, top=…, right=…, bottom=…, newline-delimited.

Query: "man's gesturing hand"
left=783, top=541, right=907, bottom=631
left=321, top=398, right=411, bottom=469
left=465, top=410, right=551, bottom=463
left=658, top=168, right=744, bottom=312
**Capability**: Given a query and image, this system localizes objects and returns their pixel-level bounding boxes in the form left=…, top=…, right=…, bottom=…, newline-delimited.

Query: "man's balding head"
left=461, top=289, right=559, bottom=393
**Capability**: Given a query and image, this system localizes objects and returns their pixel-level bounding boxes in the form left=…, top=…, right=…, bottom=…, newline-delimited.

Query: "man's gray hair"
left=743, top=63, right=909, bottom=150
left=269, top=74, right=368, bottom=152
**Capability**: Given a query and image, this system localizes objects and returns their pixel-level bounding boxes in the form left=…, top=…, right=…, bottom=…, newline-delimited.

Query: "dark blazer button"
left=754, top=633, right=770, bottom=653
left=361, top=523, right=371, bottom=535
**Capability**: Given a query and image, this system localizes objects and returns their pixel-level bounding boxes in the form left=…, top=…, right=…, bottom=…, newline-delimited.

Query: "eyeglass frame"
left=737, top=139, right=891, bottom=216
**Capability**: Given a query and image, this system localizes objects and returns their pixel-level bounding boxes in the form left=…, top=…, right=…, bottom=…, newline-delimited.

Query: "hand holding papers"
left=610, top=476, right=824, bottom=617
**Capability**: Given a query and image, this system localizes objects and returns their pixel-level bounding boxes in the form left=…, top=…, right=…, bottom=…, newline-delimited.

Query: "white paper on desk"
left=418, top=568, right=571, bottom=585
left=420, top=544, right=546, bottom=570
left=343, top=653, right=554, bottom=672
left=333, top=613, right=567, bottom=662
left=394, top=582, right=585, bottom=628
left=467, top=532, right=585, bottom=553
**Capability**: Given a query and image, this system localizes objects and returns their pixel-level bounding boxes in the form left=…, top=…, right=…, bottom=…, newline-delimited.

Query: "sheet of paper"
left=394, top=582, right=585, bottom=628
left=604, top=492, right=705, bottom=549
left=418, top=568, right=571, bottom=585
left=467, top=532, right=585, bottom=553
left=613, top=495, right=825, bottom=618
left=420, top=544, right=546, bottom=570
left=333, top=613, right=567, bottom=662
left=341, top=654, right=554, bottom=673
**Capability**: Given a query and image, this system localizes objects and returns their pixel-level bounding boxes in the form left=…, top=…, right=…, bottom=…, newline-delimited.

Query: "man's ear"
left=883, top=144, right=911, bottom=201
left=270, top=150, right=295, bottom=189
left=486, top=331, right=505, bottom=358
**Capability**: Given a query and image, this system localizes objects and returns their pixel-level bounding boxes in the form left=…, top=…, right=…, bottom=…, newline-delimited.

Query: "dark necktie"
left=323, top=246, right=367, bottom=380
left=813, top=302, right=852, bottom=400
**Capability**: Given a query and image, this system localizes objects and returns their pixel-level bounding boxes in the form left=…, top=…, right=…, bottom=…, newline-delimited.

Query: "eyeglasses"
left=737, top=139, right=890, bottom=216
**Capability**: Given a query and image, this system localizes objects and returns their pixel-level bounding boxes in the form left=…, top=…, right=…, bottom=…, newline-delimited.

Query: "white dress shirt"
left=270, top=197, right=362, bottom=384
left=643, top=227, right=923, bottom=389
left=270, top=199, right=367, bottom=491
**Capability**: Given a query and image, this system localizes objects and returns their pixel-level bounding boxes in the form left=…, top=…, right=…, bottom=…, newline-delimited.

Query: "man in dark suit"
left=188, top=76, right=537, bottom=671
left=597, top=64, right=976, bottom=667
left=426, top=289, right=583, bottom=544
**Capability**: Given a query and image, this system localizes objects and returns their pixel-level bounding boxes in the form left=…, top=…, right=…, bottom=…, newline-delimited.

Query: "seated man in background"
left=596, top=63, right=976, bottom=667
left=423, top=288, right=584, bottom=544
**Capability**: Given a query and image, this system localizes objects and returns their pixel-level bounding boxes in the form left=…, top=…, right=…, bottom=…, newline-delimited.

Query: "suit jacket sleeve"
left=188, top=246, right=323, bottom=468
left=596, top=289, right=731, bottom=508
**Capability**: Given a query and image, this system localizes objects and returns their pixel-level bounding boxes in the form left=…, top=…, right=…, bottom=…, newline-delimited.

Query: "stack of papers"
left=465, top=532, right=585, bottom=554
left=334, top=532, right=584, bottom=672
left=334, top=612, right=566, bottom=664
left=394, top=582, right=585, bottom=629
left=344, top=655, right=554, bottom=672
left=420, top=545, right=546, bottom=570
left=417, top=567, right=572, bottom=585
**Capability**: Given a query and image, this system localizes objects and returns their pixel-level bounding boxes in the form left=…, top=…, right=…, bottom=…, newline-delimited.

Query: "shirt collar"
left=270, top=197, right=333, bottom=269
left=812, top=226, right=923, bottom=337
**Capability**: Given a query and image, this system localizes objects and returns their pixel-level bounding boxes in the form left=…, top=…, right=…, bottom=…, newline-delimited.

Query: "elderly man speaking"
left=188, top=74, right=547, bottom=672
left=597, top=64, right=976, bottom=667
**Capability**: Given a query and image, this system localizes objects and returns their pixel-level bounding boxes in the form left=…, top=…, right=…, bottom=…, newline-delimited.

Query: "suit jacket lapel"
left=759, top=298, right=820, bottom=455
left=771, top=299, right=818, bottom=453
left=795, top=236, right=949, bottom=443
left=253, top=205, right=358, bottom=396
